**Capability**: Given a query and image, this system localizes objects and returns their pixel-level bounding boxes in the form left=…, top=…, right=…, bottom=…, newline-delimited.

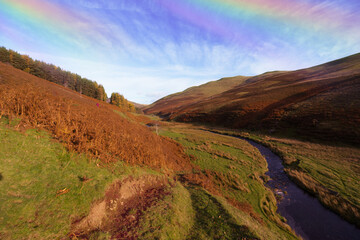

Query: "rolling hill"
left=144, top=75, right=250, bottom=117
left=144, top=53, right=360, bottom=144
left=0, top=61, right=301, bottom=239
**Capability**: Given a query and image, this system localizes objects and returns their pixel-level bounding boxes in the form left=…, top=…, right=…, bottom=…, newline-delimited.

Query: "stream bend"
left=245, top=139, right=360, bottom=240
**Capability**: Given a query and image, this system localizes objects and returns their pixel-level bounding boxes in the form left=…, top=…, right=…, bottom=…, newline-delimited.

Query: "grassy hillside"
left=0, top=63, right=300, bottom=239
left=0, top=46, right=107, bottom=101
left=0, top=119, right=193, bottom=239
left=0, top=62, right=190, bottom=171
left=145, top=53, right=360, bottom=144
left=143, top=75, right=249, bottom=117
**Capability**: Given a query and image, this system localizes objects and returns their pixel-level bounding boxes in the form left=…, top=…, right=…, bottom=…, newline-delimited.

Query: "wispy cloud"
left=1, top=0, right=359, bottom=103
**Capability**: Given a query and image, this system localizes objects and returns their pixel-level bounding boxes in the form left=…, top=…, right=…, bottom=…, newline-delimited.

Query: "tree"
left=0, top=46, right=110, bottom=102
left=110, top=92, right=122, bottom=107
left=0, top=47, right=10, bottom=62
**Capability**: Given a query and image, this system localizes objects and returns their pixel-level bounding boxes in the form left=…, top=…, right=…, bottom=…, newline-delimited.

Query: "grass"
left=2, top=118, right=297, bottom=239
left=0, top=120, right=168, bottom=239
left=137, top=182, right=194, bottom=240
left=0, top=121, right=111, bottom=238
left=222, top=129, right=360, bottom=227
left=159, top=124, right=299, bottom=240
left=0, top=62, right=192, bottom=171
left=186, top=187, right=256, bottom=240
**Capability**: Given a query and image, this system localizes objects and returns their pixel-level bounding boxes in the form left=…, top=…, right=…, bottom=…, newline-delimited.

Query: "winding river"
left=245, top=139, right=360, bottom=240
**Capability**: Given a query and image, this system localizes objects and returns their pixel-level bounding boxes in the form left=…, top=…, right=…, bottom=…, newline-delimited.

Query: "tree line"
left=0, top=47, right=137, bottom=112
left=0, top=46, right=108, bottom=101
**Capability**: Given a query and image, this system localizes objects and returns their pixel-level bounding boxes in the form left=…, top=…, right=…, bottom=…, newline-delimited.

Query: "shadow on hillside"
left=186, top=187, right=258, bottom=240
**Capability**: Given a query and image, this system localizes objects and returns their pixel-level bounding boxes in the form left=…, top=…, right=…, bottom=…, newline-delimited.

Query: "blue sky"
left=0, top=0, right=359, bottom=103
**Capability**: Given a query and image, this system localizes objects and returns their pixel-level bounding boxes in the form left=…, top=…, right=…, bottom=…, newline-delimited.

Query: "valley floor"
left=0, top=119, right=299, bottom=239
left=2, top=113, right=359, bottom=239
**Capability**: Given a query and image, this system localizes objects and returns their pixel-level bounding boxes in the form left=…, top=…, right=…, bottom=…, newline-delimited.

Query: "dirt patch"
left=226, top=197, right=264, bottom=225
left=178, top=170, right=220, bottom=195
left=69, top=175, right=170, bottom=239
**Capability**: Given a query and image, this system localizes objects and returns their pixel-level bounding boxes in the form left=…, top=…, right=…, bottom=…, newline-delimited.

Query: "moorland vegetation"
left=0, top=60, right=301, bottom=239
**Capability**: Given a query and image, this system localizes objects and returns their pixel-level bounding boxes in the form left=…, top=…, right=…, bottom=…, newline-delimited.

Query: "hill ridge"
left=144, top=52, right=360, bottom=144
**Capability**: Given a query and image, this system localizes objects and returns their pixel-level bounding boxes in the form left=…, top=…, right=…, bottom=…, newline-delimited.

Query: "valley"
left=1, top=53, right=359, bottom=239
left=1, top=0, right=359, bottom=239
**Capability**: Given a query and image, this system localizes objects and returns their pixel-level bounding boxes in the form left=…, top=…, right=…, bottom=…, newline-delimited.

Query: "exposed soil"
left=69, top=175, right=170, bottom=239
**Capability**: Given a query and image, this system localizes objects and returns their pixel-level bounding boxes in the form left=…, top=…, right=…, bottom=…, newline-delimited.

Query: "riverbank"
left=245, top=139, right=360, bottom=240
left=252, top=135, right=360, bottom=228
left=159, top=123, right=300, bottom=239
left=209, top=128, right=360, bottom=228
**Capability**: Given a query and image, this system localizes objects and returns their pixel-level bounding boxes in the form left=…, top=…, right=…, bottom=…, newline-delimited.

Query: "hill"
left=144, top=53, right=360, bottom=144
left=0, top=62, right=300, bottom=239
left=0, top=61, right=190, bottom=170
left=143, top=75, right=249, bottom=117
left=0, top=46, right=107, bottom=101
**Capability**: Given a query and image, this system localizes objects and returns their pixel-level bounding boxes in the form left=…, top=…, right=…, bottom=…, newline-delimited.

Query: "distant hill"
left=143, top=75, right=249, bottom=116
left=145, top=53, right=360, bottom=144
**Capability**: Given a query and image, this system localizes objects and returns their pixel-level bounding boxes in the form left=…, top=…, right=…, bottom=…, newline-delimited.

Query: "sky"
left=0, top=0, right=359, bottom=104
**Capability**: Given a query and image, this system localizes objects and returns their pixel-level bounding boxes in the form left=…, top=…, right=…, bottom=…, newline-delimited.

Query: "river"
left=245, top=139, right=360, bottom=240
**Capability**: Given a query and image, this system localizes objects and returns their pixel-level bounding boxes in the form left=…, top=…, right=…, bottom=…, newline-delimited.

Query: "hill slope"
left=145, top=53, right=360, bottom=144
left=143, top=75, right=249, bottom=116
left=0, top=62, right=191, bottom=170
left=0, top=62, right=301, bottom=239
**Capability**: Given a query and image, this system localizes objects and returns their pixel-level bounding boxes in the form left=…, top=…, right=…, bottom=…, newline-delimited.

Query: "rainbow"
left=0, top=0, right=358, bottom=52
left=159, top=0, right=359, bottom=41
left=0, top=0, right=102, bottom=50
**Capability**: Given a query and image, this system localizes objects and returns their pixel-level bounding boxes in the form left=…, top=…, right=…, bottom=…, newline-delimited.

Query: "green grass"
left=0, top=118, right=302, bottom=239
left=141, top=114, right=161, bottom=121
left=258, top=136, right=360, bottom=207
left=186, top=187, right=256, bottom=240
left=160, top=125, right=299, bottom=239
left=0, top=120, right=158, bottom=239
left=113, top=109, right=131, bottom=121
left=226, top=130, right=360, bottom=226
left=137, top=182, right=194, bottom=240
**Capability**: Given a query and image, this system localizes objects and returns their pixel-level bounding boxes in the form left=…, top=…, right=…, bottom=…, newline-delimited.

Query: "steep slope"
left=146, top=53, right=360, bottom=144
left=0, top=62, right=191, bottom=171
left=0, top=46, right=107, bottom=101
left=143, top=75, right=249, bottom=116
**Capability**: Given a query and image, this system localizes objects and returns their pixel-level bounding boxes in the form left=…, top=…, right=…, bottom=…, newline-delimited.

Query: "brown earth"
left=69, top=175, right=170, bottom=239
